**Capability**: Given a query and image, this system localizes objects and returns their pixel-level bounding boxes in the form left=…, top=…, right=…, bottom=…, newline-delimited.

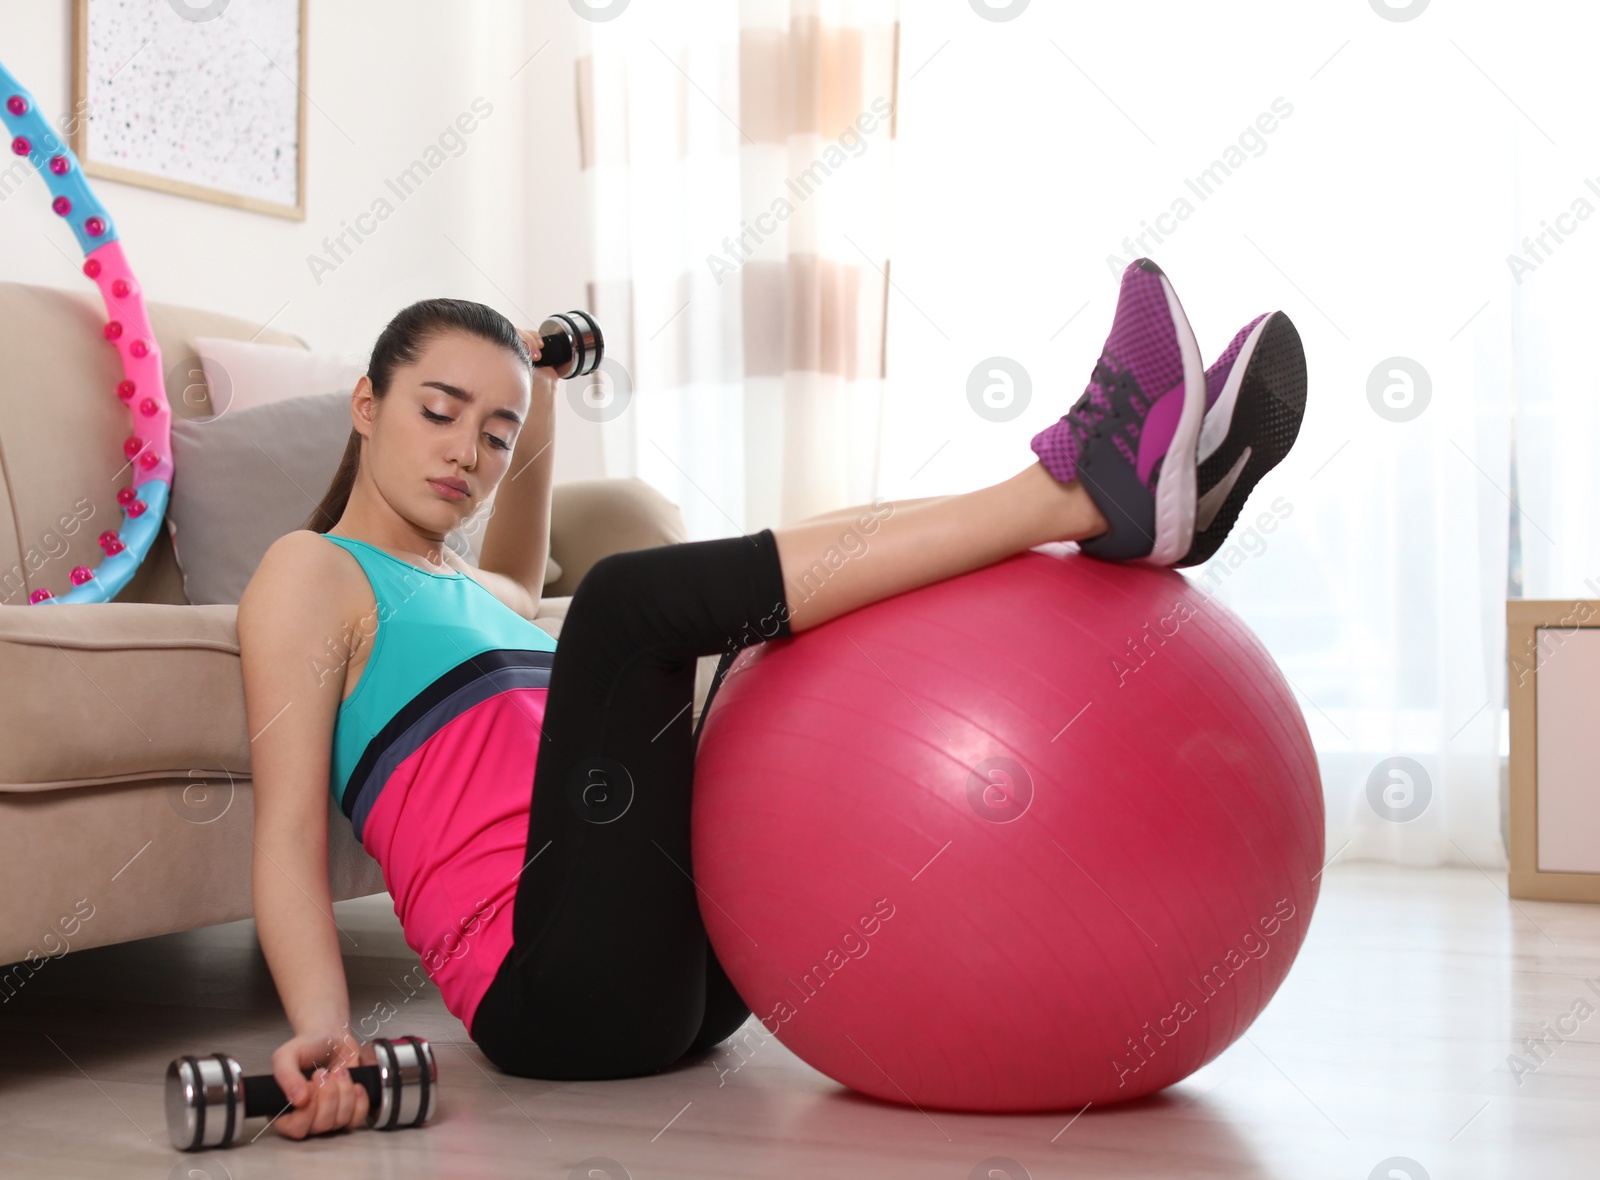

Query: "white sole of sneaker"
left=1144, top=273, right=1207, bottom=567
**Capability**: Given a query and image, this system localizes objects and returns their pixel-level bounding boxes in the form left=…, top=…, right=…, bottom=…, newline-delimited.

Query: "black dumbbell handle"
left=244, top=1063, right=386, bottom=1122
left=535, top=325, right=577, bottom=374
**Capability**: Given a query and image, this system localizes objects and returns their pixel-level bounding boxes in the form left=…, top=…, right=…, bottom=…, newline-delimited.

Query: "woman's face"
left=354, top=329, right=531, bottom=536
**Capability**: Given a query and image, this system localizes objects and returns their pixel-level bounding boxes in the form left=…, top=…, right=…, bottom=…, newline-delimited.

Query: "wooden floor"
left=1, top=863, right=1595, bottom=1178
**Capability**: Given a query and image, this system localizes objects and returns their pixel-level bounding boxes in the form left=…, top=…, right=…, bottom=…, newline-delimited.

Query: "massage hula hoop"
left=1, top=59, right=173, bottom=605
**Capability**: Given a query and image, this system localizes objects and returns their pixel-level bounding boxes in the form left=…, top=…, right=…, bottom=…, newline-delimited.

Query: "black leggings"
left=469, top=529, right=793, bottom=1079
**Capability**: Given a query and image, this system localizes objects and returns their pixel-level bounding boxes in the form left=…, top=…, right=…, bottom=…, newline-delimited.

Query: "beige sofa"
left=0, top=279, right=714, bottom=980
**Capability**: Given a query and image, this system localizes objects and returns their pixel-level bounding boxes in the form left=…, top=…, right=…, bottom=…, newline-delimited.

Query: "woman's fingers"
left=314, top=1066, right=355, bottom=1136
left=267, top=1045, right=315, bottom=1139
left=268, top=1104, right=308, bottom=1140
left=271, top=1074, right=319, bottom=1140
left=333, top=1063, right=368, bottom=1130
left=307, top=1064, right=368, bottom=1136
left=327, top=1066, right=353, bottom=1133
left=304, top=1067, right=336, bottom=1136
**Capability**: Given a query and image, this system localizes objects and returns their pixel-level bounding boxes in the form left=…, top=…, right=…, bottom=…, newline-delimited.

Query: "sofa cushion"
left=165, top=391, right=561, bottom=605
left=0, top=596, right=571, bottom=793
left=0, top=602, right=251, bottom=792
left=191, top=334, right=369, bottom=416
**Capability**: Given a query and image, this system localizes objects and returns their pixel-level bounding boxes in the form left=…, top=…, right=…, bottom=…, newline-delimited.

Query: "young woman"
left=237, top=258, right=1305, bottom=1140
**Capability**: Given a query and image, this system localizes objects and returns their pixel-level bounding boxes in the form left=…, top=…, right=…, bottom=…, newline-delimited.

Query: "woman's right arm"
left=237, top=531, right=371, bottom=1137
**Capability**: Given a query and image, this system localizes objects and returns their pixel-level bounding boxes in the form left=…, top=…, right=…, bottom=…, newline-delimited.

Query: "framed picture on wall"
left=71, top=0, right=308, bottom=220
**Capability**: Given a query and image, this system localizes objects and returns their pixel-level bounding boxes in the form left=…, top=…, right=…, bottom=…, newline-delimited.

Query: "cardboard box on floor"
left=1508, top=599, right=1600, bottom=901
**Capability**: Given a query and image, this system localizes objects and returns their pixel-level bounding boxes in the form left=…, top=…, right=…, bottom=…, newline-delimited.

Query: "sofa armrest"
left=544, top=477, right=688, bottom=599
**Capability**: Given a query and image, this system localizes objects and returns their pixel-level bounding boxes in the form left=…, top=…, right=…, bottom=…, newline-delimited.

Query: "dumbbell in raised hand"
left=533, top=309, right=604, bottom=379
left=165, top=1034, right=436, bottom=1152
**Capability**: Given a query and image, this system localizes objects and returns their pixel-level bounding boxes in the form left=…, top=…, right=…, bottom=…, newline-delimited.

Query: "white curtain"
left=572, top=0, right=898, bottom=540
left=574, top=0, right=1600, bottom=868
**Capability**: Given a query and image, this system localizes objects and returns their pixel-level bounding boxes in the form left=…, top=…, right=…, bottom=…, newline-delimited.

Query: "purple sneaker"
left=1030, top=258, right=1205, bottom=565
left=1173, top=311, right=1307, bottom=568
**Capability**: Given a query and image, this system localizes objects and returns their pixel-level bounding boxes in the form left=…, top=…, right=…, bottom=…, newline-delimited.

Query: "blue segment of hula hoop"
left=0, top=60, right=118, bottom=254
left=36, top=480, right=170, bottom=606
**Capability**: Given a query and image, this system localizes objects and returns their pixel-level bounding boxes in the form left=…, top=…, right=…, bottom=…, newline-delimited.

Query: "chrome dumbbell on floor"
left=533, top=309, right=604, bottom=379
left=165, top=1034, right=437, bottom=1152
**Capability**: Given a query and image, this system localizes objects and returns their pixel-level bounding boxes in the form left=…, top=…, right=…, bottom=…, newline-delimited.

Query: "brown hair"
left=302, top=298, right=532, bottom=533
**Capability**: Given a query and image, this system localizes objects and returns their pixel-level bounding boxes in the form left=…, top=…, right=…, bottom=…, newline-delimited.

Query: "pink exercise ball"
left=690, top=543, right=1323, bottom=1112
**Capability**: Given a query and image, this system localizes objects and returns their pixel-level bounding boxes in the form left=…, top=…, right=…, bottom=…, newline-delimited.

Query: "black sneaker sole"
left=1174, top=312, right=1306, bottom=569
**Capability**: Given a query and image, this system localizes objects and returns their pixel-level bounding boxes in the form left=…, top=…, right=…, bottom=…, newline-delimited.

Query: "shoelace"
left=1060, top=360, right=1122, bottom=455
left=1062, top=357, right=1158, bottom=472
left=1056, top=377, right=1107, bottom=450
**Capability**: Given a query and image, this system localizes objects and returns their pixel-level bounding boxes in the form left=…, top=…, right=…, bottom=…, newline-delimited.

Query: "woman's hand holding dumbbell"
left=517, top=328, right=558, bottom=400
left=268, top=1027, right=376, bottom=1141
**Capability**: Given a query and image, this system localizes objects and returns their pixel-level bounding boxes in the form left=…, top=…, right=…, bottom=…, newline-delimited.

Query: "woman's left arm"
left=473, top=330, right=558, bottom=618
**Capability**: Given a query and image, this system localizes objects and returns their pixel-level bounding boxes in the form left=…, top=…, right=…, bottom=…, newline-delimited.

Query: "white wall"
left=0, top=0, right=604, bottom=483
